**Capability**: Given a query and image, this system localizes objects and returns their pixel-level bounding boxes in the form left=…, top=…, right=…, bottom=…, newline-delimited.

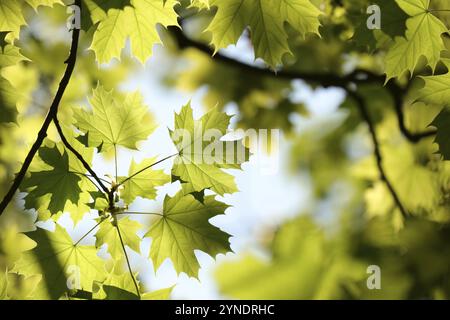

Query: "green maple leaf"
left=21, top=140, right=90, bottom=216
left=170, top=103, right=249, bottom=196
left=146, top=191, right=231, bottom=278
left=0, top=0, right=63, bottom=38
left=354, top=143, right=444, bottom=213
left=13, top=224, right=105, bottom=299
left=95, top=217, right=143, bottom=259
left=418, top=60, right=450, bottom=105
left=204, top=0, right=321, bottom=67
left=92, top=261, right=173, bottom=300
left=89, top=0, right=179, bottom=63
left=0, top=43, right=28, bottom=68
left=20, top=134, right=96, bottom=223
left=92, top=262, right=140, bottom=300
left=385, top=0, right=448, bottom=80
left=0, top=1, right=26, bottom=37
left=352, top=0, right=408, bottom=51
left=74, top=85, right=155, bottom=153
left=119, top=158, right=169, bottom=205
left=430, top=107, right=450, bottom=160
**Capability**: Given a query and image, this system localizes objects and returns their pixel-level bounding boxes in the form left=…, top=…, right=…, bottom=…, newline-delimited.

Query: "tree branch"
left=169, top=26, right=384, bottom=87
left=347, top=91, right=409, bottom=219
left=386, top=82, right=437, bottom=143
left=0, top=0, right=82, bottom=215
left=169, top=27, right=436, bottom=144
left=53, top=115, right=109, bottom=194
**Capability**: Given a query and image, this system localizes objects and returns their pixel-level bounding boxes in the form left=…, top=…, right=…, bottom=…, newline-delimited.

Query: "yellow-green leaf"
left=89, top=0, right=179, bottom=63
left=205, top=0, right=321, bottom=67
left=146, top=191, right=231, bottom=278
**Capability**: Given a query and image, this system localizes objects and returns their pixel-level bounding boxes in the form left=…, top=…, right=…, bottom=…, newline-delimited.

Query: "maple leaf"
left=0, top=1, right=26, bottom=37
left=205, top=0, right=322, bottom=68
left=146, top=191, right=231, bottom=278
left=0, top=43, right=28, bottom=68
left=89, top=0, right=179, bottom=63
left=0, top=0, right=63, bottom=38
left=92, top=261, right=173, bottom=300
left=13, top=224, right=105, bottom=299
left=92, top=262, right=140, bottom=300
left=74, top=85, right=155, bottom=153
left=170, top=103, right=249, bottom=196
left=119, top=158, right=169, bottom=205
left=21, top=141, right=85, bottom=216
left=385, top=0, right=448, bottom=80
left=95, top=217, right=143, bottom=259
left=418, top=59, right=450, bottom=106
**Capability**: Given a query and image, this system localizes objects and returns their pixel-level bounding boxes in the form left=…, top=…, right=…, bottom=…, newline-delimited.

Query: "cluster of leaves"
left=16, top=85, right=248, bottom=298
left=0, top=0, right=449, bottom=300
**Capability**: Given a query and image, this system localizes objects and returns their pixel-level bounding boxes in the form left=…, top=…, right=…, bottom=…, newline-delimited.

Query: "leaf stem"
left=118, top=153, right=178, bottom=186
left=115, top=222, right=141, bottom=299
left=74, top=218, right=106, bottom=247
left=348, top=91, right=409, bottom=219
left=118, top=211, right=163, bottom=217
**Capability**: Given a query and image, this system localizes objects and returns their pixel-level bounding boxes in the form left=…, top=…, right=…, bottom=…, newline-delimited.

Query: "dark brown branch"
left=173, top=25, right=411, bottom=218
left=348, top=91, right=409, bottom=219
left=169, top=27, right=436, bottom=144
left=169, top=26, right=384, bottom=87
left=53, top=115, right=109, bottom=194
left=386, top=82, right=437, bottom=143
left=0, top=0, right=82, bottom=215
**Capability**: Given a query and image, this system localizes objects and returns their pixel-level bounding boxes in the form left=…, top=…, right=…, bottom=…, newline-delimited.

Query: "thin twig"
left=386, top=82, right=437, bottom=143
left=114, top=144, right=118, bottom=184
left=115, top=222, right=141, bottom=299
left=118, top=153, right=178, bottom=187
left=348, top=91, right=409, bottom=219
left=53, top=115, right=109, bottom=194
left=74, top=218, right=106, bottom=247
left=0, top=0, right=82, bottom=215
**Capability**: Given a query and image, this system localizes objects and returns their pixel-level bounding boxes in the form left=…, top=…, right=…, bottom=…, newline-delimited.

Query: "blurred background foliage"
left=0, top=0, right=449, bottom=299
